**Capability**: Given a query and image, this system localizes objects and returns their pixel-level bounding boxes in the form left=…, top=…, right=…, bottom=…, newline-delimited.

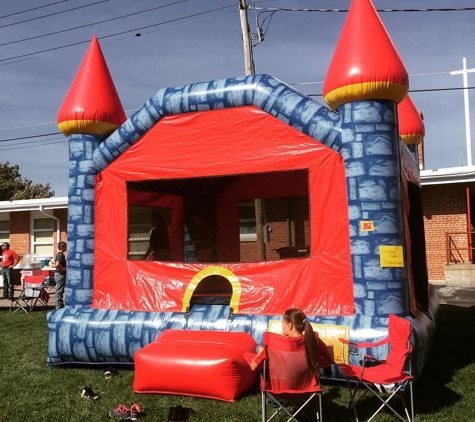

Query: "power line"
left=2, top=85, right=475, bottom=145
left=0, top=121, right=56, bottom=132
left=0, top=132, right=61, bottom=142
left=307, top=85, right=475, bottom=97
left=0, top=107, right=138, bottom=132
left=414, top=86, right=475, bottom=94
left=0, top=0, right=194, bottom=47
left=0, top=134, right=63, bottom=151
left=117, top=9, right=236, bottom=40
left=0, top=133, right=64, bottom=152
left=0, top=138, right=65, bottom=152
left=0, top=3, right=237, bottom=64
left=253, top=6, right=475, bottom=13
left=0, top=0, right=71, bottom=20
left=290, top=71, right=451, bottom=86
left=0, top=0, right=113, bottom=30
left=0, top=8, right=236, bottom=65
left=253, top=6, right=475, bottom=44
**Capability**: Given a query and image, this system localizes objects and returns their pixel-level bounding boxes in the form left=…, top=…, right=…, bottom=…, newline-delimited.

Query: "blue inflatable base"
left=47, top=286, right=438, bottom=382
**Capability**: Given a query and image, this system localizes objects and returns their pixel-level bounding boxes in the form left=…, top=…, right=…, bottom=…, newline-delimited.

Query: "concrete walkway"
left=434, top=285, right=475, bottom=308
left=0, top=284, right=56, bottom=310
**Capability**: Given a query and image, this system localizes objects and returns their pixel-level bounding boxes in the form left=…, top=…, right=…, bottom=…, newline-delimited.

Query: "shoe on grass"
left=81, top=385, right=100, bottom=400
left=104, top=367, right=119, bottom=379
left=266, top=396, right=282, bottom=408
left=109, top=404, right=130, bottom=419
left=129, top=404, right=142, bottom=420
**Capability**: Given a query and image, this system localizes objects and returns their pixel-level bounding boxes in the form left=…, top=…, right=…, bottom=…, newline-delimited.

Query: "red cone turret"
left=398, top=95, right=425, bottom=145
left=323, top=0, right=409, bottom=110
left=57, top=35, right=126, bottom=137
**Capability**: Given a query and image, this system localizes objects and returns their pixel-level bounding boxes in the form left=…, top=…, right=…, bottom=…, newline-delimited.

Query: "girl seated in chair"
left=250, top=308, right=333, bottom=377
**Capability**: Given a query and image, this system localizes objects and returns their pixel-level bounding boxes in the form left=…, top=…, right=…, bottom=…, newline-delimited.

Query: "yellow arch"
left=181, top=267, right=242, bottom=313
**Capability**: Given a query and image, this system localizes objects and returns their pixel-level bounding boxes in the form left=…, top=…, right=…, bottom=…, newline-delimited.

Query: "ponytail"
left=283, top=308, right=319, bottom=379
left=303, top=320, right=319, bottom=379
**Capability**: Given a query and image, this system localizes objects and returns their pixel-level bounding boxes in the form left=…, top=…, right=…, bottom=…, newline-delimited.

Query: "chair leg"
left=409, top=380, right=414, bottom=422
left=346, top=379, right=366, bottom=422
left=29, top=297, right=37, bottom=313
left=285, top=394, right=316, bottom=422
left=10, top=295, right=28, bottom=314
left=269, top=397, right=287, bottom=422
left=38, top=296, right=49, bottom=308
left=363, top=382, right=412, bottom=422
left=266, top=397, right=285, bottom=422
left=347, top=378, right=362, bottom=410
left=263, top=393, right=282, bottom=422
left=353, top=401, right=360, bottom=422
left=398, top=381, right=414, bottom=422
left=263, top=392, right=321, bottom=422
left=262, top=391, right=267, bottom=422
left=318, top=392, right=323, bottom=422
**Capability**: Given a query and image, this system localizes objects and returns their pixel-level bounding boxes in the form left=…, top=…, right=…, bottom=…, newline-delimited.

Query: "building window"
left=239, top=202, right=257, bottom=242
left=0, top=219, right=10, bottom=245
left=128, top=206, right=152, bottom=260
left=128, top=205, right=173, bottom=260
left=32, top=217, right=54, bottom=257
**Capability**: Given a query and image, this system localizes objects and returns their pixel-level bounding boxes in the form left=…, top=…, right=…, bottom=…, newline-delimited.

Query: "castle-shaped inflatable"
left=47, top=0, right=436, bottom=387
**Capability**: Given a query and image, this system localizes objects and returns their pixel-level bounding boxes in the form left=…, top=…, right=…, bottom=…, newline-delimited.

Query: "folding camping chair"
left=338, top=314, right=414, bottom=422
left=10, top=275, right=50, bottom=314
left=257, top=332, right=324, bottom=422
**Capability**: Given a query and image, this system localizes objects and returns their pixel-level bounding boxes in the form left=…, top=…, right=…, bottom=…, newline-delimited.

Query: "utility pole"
left=238, top=0, right=266, bottom=260
left=239, top=0, right=255, bottom=76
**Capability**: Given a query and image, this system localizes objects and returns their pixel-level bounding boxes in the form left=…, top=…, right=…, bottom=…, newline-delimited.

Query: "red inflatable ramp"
left=133, top=330, right=258, bottom=402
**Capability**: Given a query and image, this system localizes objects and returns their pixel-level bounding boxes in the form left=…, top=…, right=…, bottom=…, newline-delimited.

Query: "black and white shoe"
left=129, top=404, right=142, bottom=420
left=81, top=386, right=100, bottom=400
left=104, top=367, right=119, bottom=379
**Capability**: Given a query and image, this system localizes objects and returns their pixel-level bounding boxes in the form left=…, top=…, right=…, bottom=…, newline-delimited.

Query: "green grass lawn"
left=0, top=303, right=474, bottom=421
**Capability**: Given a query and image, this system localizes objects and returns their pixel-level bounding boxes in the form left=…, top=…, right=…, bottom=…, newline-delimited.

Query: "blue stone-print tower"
left=323, top=0, right=413, bottom=317
left=56, top=35, right=126, bottom=306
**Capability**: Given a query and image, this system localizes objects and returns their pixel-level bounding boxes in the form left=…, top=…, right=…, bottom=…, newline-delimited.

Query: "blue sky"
left=1, top=0, right=475, bottom=197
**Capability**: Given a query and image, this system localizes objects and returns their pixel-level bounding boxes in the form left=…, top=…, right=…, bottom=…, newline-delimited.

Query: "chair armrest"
left=363, top=354, right=385, bottom=365
left=339, top=337, right=390, bottom=349
left=247, top=346, right=267, bottom=371
left=244, top=353, right=256, bottom=368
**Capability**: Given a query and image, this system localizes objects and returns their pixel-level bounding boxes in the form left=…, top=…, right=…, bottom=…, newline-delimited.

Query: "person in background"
left=143, top=212, right=171, bottom=261
left=54, top=241, right=67, bottom=310
left=2, top=242, right=19, bottom=299
left=187, top=213, right=212, bottom=262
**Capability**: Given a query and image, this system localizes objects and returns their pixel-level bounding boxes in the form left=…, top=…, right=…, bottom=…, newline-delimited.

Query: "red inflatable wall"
left=93, top=106, right=354, bottom=316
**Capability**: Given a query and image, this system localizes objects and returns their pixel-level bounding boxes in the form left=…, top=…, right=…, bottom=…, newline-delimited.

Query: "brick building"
left=1, top=194, right=310, bottom=271
left=239, top=197, right=310, bottom=262
left=0, top=197, right=68, bottom=275
left=3, top=164, right=473, bottom=288
left=421, top=167, right=475, bottom=285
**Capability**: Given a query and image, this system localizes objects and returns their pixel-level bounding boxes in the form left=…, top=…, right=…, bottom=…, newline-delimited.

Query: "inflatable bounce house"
left=47, top=0, right=437, bottom=400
